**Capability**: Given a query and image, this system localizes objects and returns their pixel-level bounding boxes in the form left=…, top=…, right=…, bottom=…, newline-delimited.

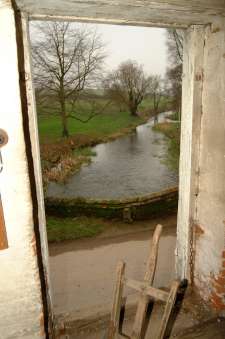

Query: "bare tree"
left=103, top=60, right=150, bottom=116
left=31, top=22, right=106, bottom=137
left=166, top=29, right=183, bottom=64
left=166, top=29, right=183, bottom=118
left=148, top=75, right=164, bottom=124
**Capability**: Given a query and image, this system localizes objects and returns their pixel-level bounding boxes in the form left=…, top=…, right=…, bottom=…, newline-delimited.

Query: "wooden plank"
left=131, top=224, right=162, bottom=339
left=156, top=280, right=180, bottom=339
left=16, top=0, right=225, bottom=27
left=107, top=261, right=126, bottom=339
left=176, top=26, right=205, bottom=280
left=0, top=196, right=8, bottom=250
left=125, top=279, right=169, bottom=302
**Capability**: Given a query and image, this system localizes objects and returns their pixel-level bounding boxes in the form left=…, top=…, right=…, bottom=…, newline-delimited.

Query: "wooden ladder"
left=106, top=224, right=181, bottom=339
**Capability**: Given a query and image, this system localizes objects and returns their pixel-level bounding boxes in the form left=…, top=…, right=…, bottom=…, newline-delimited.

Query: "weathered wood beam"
left=107, top=261, right=126, bottom=339
left=176, top=26, right=205, bottom=280
left=15, top=0, right=225, bottom=27
left=131, top=224, right=162, bottom=339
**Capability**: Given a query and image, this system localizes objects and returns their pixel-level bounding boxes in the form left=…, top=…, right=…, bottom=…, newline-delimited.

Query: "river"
left=47, top=112, right=178, bottom=200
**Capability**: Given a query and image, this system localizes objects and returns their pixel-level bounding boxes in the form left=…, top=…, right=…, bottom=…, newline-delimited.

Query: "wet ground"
left=49, top=218, right=176, bottom=317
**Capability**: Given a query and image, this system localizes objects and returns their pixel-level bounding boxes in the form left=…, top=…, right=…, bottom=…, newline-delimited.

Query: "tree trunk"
left=60, top=95, right=69, bottom=138
left=130, top=104, right=138, bottom=116
left=62, top=113, right=69, bottom=138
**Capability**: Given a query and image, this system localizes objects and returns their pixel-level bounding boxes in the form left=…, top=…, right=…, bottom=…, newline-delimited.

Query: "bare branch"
left=30, top=21, right=106, bottom=137
left=68, top=100, right=112, bottom=123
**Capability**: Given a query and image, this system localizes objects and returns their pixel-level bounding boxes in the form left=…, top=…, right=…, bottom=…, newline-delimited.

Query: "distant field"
left=37, top=97, right=170, bottom=143
left=38, top=110, right=144, bottom=143
left=38, top=100, right=144, bottom=143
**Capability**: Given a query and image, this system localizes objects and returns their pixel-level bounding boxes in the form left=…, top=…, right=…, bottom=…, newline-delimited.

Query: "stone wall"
left=45, top=187, right=178, bottom=221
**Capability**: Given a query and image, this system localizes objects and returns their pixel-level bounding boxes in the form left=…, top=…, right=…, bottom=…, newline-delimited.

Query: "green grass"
left=38, top=107, right=143, bottom=143
left=37, top=96, right=172, bottom=143
left=139, top=96, right=171, bottom=111
left=169, top=111, right=181, bottom=121
left=46, top=216, right=104, bottom=242
left=153, top=122, right=180, bottom=171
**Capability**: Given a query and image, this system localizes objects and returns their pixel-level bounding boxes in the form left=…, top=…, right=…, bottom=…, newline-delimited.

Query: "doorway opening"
left=29, top=19, right=182, bottom=336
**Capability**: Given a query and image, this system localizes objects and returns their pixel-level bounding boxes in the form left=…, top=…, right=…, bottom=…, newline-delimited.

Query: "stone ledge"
left=45, top=187, right=178, bottom=221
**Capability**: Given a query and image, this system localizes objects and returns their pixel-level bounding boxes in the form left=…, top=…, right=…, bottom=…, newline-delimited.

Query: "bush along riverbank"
left=152, top=119, right=180, bottom=171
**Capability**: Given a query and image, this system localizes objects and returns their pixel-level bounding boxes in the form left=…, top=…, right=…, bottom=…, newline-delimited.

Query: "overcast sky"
left=30, top=22, right=168, bottom=77
left=95, top=23, right=168, bottom=76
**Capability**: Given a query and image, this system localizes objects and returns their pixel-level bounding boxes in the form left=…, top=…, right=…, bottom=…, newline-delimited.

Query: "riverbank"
left=46, top=187, right=178, bottom=225
left=47, top=212, right=177, bottom=243
left=153, top=120, right=180, bottom=171
left=40, top=110, right=147, bottom=187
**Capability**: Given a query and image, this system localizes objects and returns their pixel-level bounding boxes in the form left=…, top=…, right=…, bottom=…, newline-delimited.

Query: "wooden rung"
left=125, top=278, right=169, bottom=302
left=120, top=334, right=131, bottom=339
left=107, top=225, right=182, bottom=339
left=131, top=224, right=163, bottom=339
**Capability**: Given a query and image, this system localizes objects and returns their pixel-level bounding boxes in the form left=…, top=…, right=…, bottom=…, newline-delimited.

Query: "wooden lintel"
left=15, top=0, right=225, bottom=27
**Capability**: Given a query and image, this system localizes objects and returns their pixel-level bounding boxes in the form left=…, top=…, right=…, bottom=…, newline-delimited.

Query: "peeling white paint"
left=0, top=1, right=45, bottom=338
left=194, top=19, right=225, bottom=295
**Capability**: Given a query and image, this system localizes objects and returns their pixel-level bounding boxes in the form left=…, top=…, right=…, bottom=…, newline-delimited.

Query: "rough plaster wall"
left=194, top=20, right=225, bottom=296
left=15, top=0, right=225, bottom=27
left=0, top=1, right=45, bottom=338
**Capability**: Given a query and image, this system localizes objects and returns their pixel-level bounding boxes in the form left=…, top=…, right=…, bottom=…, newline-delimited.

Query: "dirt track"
left=49, top=215, right=176, bottom=317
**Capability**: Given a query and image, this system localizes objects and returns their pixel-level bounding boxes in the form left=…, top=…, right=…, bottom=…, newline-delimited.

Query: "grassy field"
left=37, top=97, right=171, bottom=143
left=47, top=216, right=104, bottom=242
left=38, top=98, right=146, bottom=143
left=38, top=110, right=144, bottom=143
left=139, top=96, right=171, bottom=112
left=153, top=121, right=180, bottom=171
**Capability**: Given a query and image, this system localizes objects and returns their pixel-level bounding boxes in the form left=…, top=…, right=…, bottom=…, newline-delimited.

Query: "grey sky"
left=30, top=22, right=168, bottom=77
left=95, top=24, right=168, bottom=76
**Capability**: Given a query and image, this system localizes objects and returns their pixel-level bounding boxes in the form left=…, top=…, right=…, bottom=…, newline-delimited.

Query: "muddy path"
left=49, top=217, right=177, bottom=316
